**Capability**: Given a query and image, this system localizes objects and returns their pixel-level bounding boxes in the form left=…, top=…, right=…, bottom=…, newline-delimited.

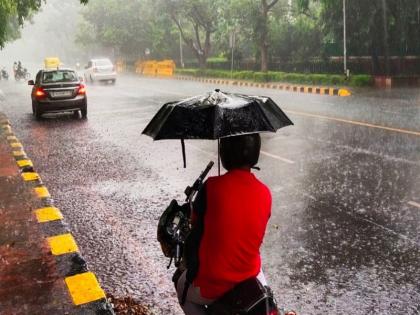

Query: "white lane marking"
left=142, top=86, right=187, bottom=97
left=260, top=150, right=295, bottom=164
left=357, top=215, right=419, bottom=247
left=285, top=109, right=420, bottom=137
left=310, top=100, right=337, bottom=107
left=94, top=105, right=156, bottom=115
left=298, top=191, right=420, bottom=247
left=408, top=201, right=420, bottom=209
left=305, top=135, right=420, bottom=166
left=187, top=144, right=295, bottom=165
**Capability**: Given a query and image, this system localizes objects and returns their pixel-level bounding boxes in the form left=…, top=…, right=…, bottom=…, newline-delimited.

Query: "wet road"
left=0, top=75, right=419, bottom=314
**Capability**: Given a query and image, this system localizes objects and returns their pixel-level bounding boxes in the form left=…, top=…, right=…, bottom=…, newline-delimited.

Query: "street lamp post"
left=343, top=0, right=348, bottom=77
left=230, top=30, right=236, bottom=79
left=179, top=19, right=184, bottom=68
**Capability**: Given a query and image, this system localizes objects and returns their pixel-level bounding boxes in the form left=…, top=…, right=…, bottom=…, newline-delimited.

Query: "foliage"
left=0, top=0, right=87, bottom=48
left=175, top=68, right=373, bottom=87
left=301, top=0, right=420, bottom=74
left=76, top=0, right=176, bottom=59
left=157, top=0, right=224, bottom=68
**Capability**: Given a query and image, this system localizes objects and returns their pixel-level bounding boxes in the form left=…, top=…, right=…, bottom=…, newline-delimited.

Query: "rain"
left=0, top=0, right=419, bottom=314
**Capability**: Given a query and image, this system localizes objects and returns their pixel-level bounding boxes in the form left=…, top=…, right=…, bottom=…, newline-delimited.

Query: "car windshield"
left=94, top=59, right=112, bottom=66
left=42, top=70, right=77, bottom=83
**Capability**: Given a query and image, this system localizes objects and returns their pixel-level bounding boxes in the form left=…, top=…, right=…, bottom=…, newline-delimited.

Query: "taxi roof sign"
left=44, top=57, right=61, bottom=69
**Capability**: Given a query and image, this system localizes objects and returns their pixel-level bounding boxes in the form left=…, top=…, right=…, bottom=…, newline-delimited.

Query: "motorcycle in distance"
left=14, top=68, right=30, bottom=81
left=157, top=161, right=282, bottom=315
left=1, top=67, right=9, bottom=80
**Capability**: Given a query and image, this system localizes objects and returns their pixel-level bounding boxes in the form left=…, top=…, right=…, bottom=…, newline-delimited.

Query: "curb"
left=173, top=75, right=352, bottom=97
left=0, top=115, right=115, bottom=315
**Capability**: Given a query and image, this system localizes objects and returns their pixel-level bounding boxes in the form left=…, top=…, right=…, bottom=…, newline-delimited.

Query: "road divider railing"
left=174, top=75, right=352, bottom=97
left=0, top=116, right=115, bottom=314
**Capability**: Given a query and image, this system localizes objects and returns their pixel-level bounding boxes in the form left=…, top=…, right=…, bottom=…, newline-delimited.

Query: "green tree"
left=301, top=0, right=420, bottom=74
left=160, top=0, right=222, bottom=68
left=225, top=0, right=288, bottom=72
left=76, top=0, right=177, bottom=60
left=0, top=0, right=87, bottom=48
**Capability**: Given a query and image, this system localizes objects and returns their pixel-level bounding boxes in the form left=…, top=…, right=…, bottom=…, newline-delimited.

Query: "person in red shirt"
left=176, top=133, right=272, bottom=314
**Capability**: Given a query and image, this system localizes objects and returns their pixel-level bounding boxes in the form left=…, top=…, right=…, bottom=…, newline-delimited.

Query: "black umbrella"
left=142, top=89, right=293, bottom=171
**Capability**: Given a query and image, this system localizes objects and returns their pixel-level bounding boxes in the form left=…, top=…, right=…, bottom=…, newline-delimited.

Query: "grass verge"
left=175, top=68, right=373, bottom=87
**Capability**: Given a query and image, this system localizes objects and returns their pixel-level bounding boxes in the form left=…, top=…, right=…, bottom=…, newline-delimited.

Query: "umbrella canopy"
left=142, top=90, right=293, bottom=140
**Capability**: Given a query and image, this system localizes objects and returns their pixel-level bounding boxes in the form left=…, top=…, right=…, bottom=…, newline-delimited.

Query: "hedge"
left=175, top=68, right=373, bottom=87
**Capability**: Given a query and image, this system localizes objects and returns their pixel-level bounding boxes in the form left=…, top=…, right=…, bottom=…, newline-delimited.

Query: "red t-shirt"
left=193, top=169, right=271, bottom=299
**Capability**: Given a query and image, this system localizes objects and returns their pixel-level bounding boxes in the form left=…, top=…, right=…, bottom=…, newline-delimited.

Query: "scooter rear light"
left=35, top=87, right=46, bottom=99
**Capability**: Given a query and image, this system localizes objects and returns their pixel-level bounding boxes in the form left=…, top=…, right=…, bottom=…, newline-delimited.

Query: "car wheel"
left=32, top=100, right=36, bottom=115
left=73, top=110, right=80, bottom=118
left=81, top=107, right=87, bottom=118
left=34, top=106, right=43, bottom=120
left=111, top=79, right=116, bottom=85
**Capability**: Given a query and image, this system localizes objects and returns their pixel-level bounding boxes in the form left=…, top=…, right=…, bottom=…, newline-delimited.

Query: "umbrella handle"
left=181, top=139, right=186, bottom=168
left=217, top=139, right=220, bottom=176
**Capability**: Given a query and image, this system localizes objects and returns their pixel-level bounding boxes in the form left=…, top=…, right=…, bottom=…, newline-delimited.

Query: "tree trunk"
left=260, top=1, right=269, bottom=72
left=198, top=54, right=207, bottom=69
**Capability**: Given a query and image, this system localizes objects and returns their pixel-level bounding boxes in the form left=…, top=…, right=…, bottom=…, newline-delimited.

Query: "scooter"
left=15, top=68, right=30, bottom=81
left=1, top=68, right=8, bottom=80
left=157, top=162, right=281, bottom=315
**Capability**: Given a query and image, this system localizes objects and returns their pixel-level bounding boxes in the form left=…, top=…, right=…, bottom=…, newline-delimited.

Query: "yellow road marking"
left=65, top=272, right=106, bottom=305
left=13, top=150, right=26, bottom=157
left=10, top=142, right=23, bottom=148
left=260, top=150, right=295, bottom=164
left=285, top=110, right=420, bottom=137
left=34, top=186, right=51, bottom=198
left=7, top=135, right=17, bottom=141
left=21, top=172, right=40, bottom=181
left=17, top=159, right=33, bottom=168
left=47, top=233, right=78, bottom=255
left=35, top=207, right=63, bottom=223
left=408, top=201, right=420, bottom=209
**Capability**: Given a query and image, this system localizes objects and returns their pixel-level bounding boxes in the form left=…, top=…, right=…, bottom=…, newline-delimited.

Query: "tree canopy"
left=0, top=0, right=88, bottom=48
left=4, top=0, right=420, bottom=74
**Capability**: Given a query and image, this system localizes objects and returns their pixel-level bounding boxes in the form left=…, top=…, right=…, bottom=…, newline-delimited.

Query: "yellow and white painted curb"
left=175, top=75, right=352, bottom=97
left=0, top=117, right=112, bottom=312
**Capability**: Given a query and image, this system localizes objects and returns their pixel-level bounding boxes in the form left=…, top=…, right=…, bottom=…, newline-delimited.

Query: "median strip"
left=174, top=75, right=352, bottom=97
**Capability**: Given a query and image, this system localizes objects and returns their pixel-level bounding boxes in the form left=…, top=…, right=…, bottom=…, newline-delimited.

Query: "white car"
left=84, top=58, right=116, bottom=84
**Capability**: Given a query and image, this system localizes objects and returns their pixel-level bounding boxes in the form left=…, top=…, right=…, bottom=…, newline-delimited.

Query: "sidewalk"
left=0, top=113, right=114, bottom=314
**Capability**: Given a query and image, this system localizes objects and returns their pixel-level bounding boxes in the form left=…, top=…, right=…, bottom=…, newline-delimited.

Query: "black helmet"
left=220, top=133, right=261, bottom=171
